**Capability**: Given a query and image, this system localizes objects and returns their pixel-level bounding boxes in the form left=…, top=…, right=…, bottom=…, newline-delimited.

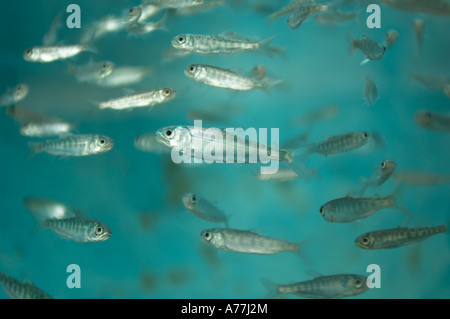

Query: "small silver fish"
left=379, top=0, right=450, bottom=16
left=254, top=168, right=300, bottom=182
left=0, top=272, right=52, bottom=299
left=20, top=121, right=76, bottom=138
left=185, top=64, right=281, bottom=91
left=268, top=0, right=313, bottom=24
left=69, top=61, right=115, bottom=83
left=126, top=14, right=166, bottom=36
left=319, top=191, right=403, bottom=223
left=24, top=197, right=78, bottom=222
left=363, top=76, right=378, bottom=105
left=0, top=84, right=29, bottom=107
left=348, top=35, right=386, bottom=61
left=415, top=111, right=450, bottom=133
left=174, top=0, right=224, bottom=15
left=172, top=33, right=275, bottom=56
left=360, top=159, right=396, bottom=196
left=23, top=44, right=89, bottom=63
left=142, top=0, right=203, bottom=9
left=99, top=88, right=176, bottom=110
left=287, top=4, right=329, bottom=29
left=94, top=66, right=153, bottom=87
left=5, top=105, right=47, bottom=123
left=412, top=73, right=449, bottom=91
left=79, top=15, right=127, bottom=43
left=355, top=222, right=449, bottom=249
left=155, top=125, right=316, bottom=178
left=43, top=217, right=111, bottom=242
left=307, top=131, right=370, bottom=156
left=264, top=274, right=369, bottom=299
left=155, top=125, right=291, bottom=163
left=200, top=228, right=300, bottom=255
left=290, top=104, right=339, bottom=125
left=28, top=134, right=113, bottom=157
left=393, top=170, right=450, bottom=186
left=182, top=193, right=228, bottom=225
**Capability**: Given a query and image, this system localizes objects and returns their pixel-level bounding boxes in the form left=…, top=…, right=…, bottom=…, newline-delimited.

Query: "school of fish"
left=0, top=0, right=449, bottom=300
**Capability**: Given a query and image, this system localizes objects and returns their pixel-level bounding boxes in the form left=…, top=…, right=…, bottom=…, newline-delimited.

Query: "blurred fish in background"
left=0, top=0, right=449, bottom=300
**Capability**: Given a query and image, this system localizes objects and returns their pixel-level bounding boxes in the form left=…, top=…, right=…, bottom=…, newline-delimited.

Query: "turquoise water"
left=0, top=0, right=449, bottom=299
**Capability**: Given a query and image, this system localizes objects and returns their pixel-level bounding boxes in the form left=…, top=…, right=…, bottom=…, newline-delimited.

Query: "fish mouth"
left=171, top=38, right=182, bottom=49
left=95, top=231, right=111, bottom=242
left=181, top=194, right=194, bottom=209
left=102, top=141, right=114, bottom=152
left=184, top=68, right=194, bottom=79
left=154, top=129, right=171, bottom=148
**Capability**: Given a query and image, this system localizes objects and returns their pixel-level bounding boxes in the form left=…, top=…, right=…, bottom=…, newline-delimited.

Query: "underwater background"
left=0, top=0, right=449, bottom=299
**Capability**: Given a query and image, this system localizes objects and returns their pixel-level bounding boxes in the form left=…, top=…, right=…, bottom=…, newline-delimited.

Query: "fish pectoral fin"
left=360, top=58, right=370, bottom=66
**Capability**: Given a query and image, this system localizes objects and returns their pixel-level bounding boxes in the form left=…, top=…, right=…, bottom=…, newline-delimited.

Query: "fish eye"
left=98, top=138, right=106, bottom=145
left=381, top=161, right=385, bottom=168
left=178, top=36, right=185, bottom=43
left=101, top=63, right=108, bottom=70
left=203, top=232, right=212, bottom=241
left=163, top=88, right=171, bottom=96
left=362, top=237, right=369, bottom=244
left=165, top=129, right=173, bottom=137
left=190, top=195, right=197, bottom=204
left=362, top=132, right=368, bottom=139
left=319, top=206, right=324, bottom=215
left=25, top=49, right=32, bottom=55
left=188, top=65, right=196, bottom=73
left=354, top=279, right=362, bottom=287
left=96, top=226, right=104, bottom=235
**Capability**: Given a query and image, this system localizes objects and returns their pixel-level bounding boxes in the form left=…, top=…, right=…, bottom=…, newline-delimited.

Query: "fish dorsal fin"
left=228, top=67, right=244, bottom=74
left=246, top=228, right=263, bottom=235
left=222, top=127, right=248, bottom=139
left=218, top=31, right=251, bottom=42
left=305, top=269, right=323, bottom=279
left=58, top=132, right=74, bottom=138
left=122, top=88, right=136, bottom=95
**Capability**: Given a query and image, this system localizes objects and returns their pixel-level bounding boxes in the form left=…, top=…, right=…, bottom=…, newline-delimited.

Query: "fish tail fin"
left=291, top=240, right=311, bottom=263
left=157, top=11, right=169, bottom=32
left=347, top=34, right=356, bottom=56
left=284, top=145, right=318, bottom=180
left=27, top=142, right=42, bottom=159
left=390, top=184, right=413, bottom=219
left=260, top=278, right=280, bottom=299
left=256, top=35, right=276, bottom=58
left=360, top=58, right=370, bottom=66
left=79, top=30, right=98, bottom=55
left=267, top=12, right=280, bottom=26
left=259, top=77, right=285, bottom=97
left=444, top=221, right=450, bottom=235
left=359, top=176, right=368, bottom=197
